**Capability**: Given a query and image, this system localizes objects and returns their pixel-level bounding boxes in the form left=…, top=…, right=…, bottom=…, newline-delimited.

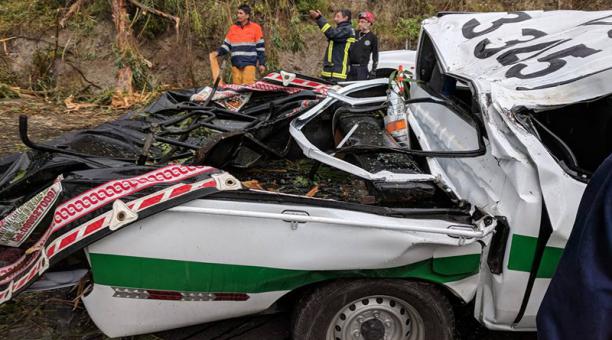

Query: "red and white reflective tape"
left=46, top=177, right=217, bottom=260
left=51, top=165, right=213, bottom=233
left=0, top=282, right=11, bottom=302
left=222, top=80, right=302, bottom=94
left=264, top=73, right=329, bottom=95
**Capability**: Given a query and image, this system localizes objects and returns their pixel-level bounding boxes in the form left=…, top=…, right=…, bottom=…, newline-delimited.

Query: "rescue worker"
left=309, top=9, right=356, bottom=82
left=213, top=4, right=266, bottom=85
left=348, top=11, right=379, bottom=81
left=537, top=153, right=612, bottom=340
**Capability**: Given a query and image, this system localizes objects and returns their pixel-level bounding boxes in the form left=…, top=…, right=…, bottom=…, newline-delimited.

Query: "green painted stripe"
left=433, top=254, right=481, bottom=276
left=507, top=234, right=564, bottom=278
left=89, top=253, right=481, bottom=293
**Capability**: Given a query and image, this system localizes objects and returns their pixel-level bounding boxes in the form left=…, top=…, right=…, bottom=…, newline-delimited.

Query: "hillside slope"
left=0, top=0, right=609, bottom=97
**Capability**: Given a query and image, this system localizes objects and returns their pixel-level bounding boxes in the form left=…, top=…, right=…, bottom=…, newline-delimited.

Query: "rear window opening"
left=416, top=32, right=479, bottom=115
left=417, top=30, right=610, bottom=180
left=529, top=95, right=612, bottom=178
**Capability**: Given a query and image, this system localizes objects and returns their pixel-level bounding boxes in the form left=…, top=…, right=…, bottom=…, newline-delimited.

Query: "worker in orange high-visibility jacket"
left=212, top=4, right=266, bottom=85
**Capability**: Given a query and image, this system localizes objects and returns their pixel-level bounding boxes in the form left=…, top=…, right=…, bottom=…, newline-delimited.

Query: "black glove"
left=368, top=69, right=377, bottom=79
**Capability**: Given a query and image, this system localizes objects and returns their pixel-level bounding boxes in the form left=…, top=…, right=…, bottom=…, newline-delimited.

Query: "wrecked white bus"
left=0, top=10, right=611, bottom=340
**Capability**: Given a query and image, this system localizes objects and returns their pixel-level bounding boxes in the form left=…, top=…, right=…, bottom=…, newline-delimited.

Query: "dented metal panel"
left=423, top=11, right=612, bottom=111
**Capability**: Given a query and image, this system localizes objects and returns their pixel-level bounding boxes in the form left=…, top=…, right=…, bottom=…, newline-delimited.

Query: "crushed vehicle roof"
left=423, top=10, right=612, bottom=111
left=1, top=72, right=487, bottom=304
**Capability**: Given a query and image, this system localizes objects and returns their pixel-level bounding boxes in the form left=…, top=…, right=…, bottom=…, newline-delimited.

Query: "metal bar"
left=18, top=115, right=134, bottom=165
left=159, top=110, right=215, bottom=127
left=326, top=91, right=388, bottom=107
left=159, top=121, right=229, bottom=136
left=336, top=123, right=359, bottom=149
left=203, top=59, right=227, bottom=108
left=168, top=206, right=495, bottom=238
left=244, top=134, right=285, bottom=158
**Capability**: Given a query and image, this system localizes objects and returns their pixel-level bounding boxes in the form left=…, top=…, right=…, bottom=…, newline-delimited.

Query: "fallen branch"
left=61, top=36, right=72, bottom=61
left=64, top=95, right=99, bottom=111
left=0, top=37, right=16, bottom=55
left=64, top=61, right=102, bottom=89
left=128, top=0, right=180, bottom=36
left=8, top=87, right=54, bottom=96
left=3, top=35, right=73, bottom=54
left=110, top=90, right=154, bottom=109
left=60, top=0, right=88, bottom=28
left=0, top=83, right=20, bottom=99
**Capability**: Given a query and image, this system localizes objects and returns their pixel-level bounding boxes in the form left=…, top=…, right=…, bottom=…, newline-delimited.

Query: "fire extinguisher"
left=385, top=65, right=412, bottom=147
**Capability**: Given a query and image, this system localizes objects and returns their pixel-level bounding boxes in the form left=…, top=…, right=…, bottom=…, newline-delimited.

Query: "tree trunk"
left=112, top=0, right=133, bottom=95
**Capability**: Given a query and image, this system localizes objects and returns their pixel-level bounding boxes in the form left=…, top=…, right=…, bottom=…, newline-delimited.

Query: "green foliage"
left=394, top=17, right=426, bottom=48
left=63, top=2, right=101, bottom=35
left=4, top=0, right=611, bottom=93
left=293, top=0, right=329, bottom=12
left=30, top=48, right=55, bottom=91
left=284, top=15, right=306, bottom=53
left=0, top=0, right=63, bottom=34
left=113, top=45, right=154, bottom=91
left=88, top=0, right=113, bottom=19
left=87, top=87, right=115, bottom=105
left=0, top=83, right=19, bottom=99
left=132, top=2, right=170, bottom=40
left=293, top=175, right=310, bottom=187
left=0, top=56, right=17, bottom=85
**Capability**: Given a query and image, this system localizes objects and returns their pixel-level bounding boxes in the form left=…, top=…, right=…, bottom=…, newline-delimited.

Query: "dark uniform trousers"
left=348, top=65, right=370, bottom=81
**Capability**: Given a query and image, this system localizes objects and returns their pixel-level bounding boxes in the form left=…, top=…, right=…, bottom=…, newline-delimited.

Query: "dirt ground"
left=0, top=97, right=126, bottom=157
left=0, top=288, right=537, bottom=340
left=0, top=97, right=537, bottom=339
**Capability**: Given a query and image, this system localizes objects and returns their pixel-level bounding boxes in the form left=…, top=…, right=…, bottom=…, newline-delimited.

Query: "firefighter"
left=348, top=11, right=379, bottom=81
left=212, top=4, right=266, bottom=85
left=309, top=9, right=356, bottom=82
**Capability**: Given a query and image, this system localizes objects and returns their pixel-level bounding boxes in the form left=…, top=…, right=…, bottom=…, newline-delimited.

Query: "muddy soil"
left=0, top=288, right=104, bottom=339
left=0, top=97, right=125, bottom=157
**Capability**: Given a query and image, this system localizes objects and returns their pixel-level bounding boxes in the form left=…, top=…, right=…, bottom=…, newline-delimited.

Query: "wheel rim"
left=325, top=295, right=425, bottom=340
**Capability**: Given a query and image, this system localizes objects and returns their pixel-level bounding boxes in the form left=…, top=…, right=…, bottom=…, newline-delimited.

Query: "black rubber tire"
left=291, top=279, right=455, bottom=340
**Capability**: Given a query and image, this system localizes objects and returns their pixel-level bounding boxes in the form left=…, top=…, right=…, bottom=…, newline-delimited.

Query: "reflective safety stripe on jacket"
left=217, top=21, right=265, bottom=68
left=316, top=17, right=355, bottom=80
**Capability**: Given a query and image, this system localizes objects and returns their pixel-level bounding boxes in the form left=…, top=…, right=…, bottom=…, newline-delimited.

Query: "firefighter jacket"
left=315, top=17, right=356, bottom=80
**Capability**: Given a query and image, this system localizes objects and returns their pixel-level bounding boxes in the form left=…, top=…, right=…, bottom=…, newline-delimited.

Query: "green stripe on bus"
left=507, top=234, right=564, bottom=278
left=89, top=253, right=480, bottom=293
left=433, top=253, right=481, bottom=276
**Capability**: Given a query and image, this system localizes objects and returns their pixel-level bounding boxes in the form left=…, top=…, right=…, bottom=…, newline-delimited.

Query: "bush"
left=294, top=0, right=329, bottom=13
left=394, top=17, right=426, bottom=49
